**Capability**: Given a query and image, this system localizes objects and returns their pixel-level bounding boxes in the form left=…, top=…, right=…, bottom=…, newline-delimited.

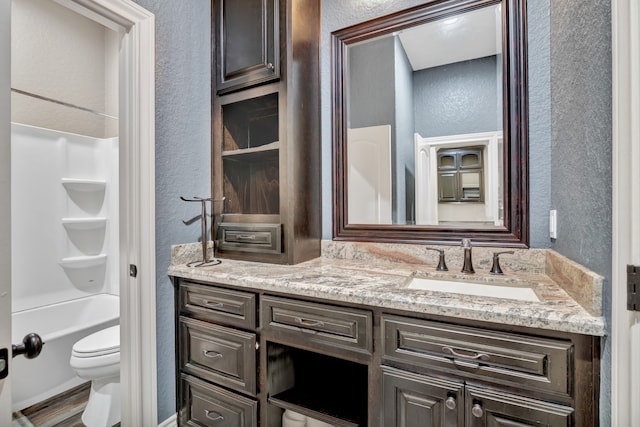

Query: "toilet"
left=69, top=325, right=120, bottom=427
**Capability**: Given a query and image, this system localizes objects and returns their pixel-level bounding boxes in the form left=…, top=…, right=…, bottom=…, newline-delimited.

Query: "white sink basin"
left=406, top=276, right=540, bottom=302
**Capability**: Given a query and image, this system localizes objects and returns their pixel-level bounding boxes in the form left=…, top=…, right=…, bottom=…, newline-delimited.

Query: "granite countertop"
left=168, top=249, right=605, bottom=337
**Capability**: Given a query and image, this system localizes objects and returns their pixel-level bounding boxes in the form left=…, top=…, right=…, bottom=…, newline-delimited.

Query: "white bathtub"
left=11, top=293, right=119, bottom=411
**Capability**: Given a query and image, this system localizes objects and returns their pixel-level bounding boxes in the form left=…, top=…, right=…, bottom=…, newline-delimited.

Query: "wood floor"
left=12, top=383, right=90, bottom=427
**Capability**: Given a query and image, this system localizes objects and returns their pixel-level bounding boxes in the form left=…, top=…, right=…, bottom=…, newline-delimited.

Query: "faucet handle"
left=490, top=251, right=514, bottom=275
left=425, top=247, right=448, bottom=271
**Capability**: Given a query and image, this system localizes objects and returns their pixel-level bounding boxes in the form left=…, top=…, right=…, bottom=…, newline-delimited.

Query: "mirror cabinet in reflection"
left=332, top=0, right=528, bottom=246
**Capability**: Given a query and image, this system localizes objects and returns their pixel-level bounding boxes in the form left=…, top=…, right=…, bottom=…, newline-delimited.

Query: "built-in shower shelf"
left=62, top=217, right=107, bottom=230
left=61, top=178, right=106, bottom=192
left=59, top=254, right=107, bottom=269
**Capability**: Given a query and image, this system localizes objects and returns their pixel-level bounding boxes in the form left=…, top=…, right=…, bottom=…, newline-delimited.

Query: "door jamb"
left=55, top=0, right=158, bottom=425
left=612, top=0, right=640, bottom=424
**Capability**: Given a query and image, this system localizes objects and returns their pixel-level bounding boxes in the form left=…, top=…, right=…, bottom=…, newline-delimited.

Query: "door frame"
left=0, top=0, right=158, bottom=425
left=612, top=0, right=640, bottom=424
left=0, top=0, right=12, bottom=423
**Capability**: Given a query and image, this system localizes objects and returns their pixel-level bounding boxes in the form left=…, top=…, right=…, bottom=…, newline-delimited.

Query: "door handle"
left=0, top=348, right=8, bottom=379
left=12, top=333, right=44, bottom=359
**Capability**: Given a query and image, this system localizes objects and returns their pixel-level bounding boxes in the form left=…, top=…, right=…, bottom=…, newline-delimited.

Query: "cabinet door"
left=382, top=366, right=464, bottom=427
left=214, top=0, right=279, bottom=94
left=465, top=386, right=573, bottom=427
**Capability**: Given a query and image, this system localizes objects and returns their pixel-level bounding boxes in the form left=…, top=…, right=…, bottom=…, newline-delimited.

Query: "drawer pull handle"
left=203, top=350, right=223, bottom=359
left=202, top=299, right=223, bottom=308
left=294, top=317, right=325, bottom=328
left=442, top=346, right=490, bottom=362
left=236, top=234, right=256, bottom=240
left=204, top=409, right=224, bottom=421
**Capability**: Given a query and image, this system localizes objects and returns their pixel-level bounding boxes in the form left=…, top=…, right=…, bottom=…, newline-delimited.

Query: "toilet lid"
left=72, top=325, right=120, bottom=357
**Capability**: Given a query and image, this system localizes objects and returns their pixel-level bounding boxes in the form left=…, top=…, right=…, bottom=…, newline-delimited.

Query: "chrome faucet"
left=461, top=239, right=475, bottom=274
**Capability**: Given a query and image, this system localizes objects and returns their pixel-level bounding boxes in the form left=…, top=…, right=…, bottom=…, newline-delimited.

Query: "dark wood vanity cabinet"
left=214, top=0, right=279, bottom=94
left=176, top=280, right=259, bottom=426
left=212, top=0, right=321, bottom=265
left=174, top=278, right=599, bottom=427
left=381, top=315, right=581, bottom=426
left=175, top=279, right=372, bottom=427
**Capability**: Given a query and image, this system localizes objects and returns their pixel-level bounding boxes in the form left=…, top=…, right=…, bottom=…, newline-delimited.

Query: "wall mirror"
left=332, top=0, right=528, bottom=247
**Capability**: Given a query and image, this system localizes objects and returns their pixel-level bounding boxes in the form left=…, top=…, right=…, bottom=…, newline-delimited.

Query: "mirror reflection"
left=346, top=3, right=504, bottom=226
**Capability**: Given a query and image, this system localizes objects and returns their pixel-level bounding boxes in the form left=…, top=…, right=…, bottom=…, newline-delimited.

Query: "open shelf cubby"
left=267, top=343, right=368, bottom=427
left=222, top=92, right=280, bottom=216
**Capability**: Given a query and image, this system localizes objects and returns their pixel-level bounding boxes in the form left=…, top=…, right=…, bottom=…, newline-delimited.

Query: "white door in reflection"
left=347, top=125, right=392, bottom=224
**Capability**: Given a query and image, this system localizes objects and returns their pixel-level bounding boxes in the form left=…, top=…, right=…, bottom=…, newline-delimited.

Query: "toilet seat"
left=72, top=325, right=119, bottom=358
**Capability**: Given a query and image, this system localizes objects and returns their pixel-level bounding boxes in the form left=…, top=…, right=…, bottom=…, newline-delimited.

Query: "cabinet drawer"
left=180, top=374, right=257, bottom=427
left=180, top=281, right=256, bottom=330
left=180, top=317, right=257, bottom=395
left=218, top=223, right=282, bottom=255
left=261, top=296, right=372, bottom=355
left=382, top=315, right=573, bottom=396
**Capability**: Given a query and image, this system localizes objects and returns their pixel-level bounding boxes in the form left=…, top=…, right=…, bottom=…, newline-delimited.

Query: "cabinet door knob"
left=266, top=62, right=274, bottom=70
left=445, top=396, right=457, bottom=410
left=471, top=403, right=484, bottom=418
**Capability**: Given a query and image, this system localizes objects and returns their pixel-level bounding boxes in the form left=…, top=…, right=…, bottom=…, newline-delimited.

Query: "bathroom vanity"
left=170, top=243, right=603, bottom=427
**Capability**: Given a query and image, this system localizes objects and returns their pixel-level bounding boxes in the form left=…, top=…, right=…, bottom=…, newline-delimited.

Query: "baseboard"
left=158, top=414, right=177, bottom=427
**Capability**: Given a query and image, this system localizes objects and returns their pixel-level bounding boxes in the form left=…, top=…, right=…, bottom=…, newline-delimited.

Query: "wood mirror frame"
left=331, top=0, right=528, bottom=247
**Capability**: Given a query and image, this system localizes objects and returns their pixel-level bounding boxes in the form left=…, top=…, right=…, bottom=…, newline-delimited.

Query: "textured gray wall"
left=549, top=1, right=612, bottom=423
left=395, top=37, right=414, bottom=223
left=349, top=37, right=396, bottom=130
left=130, top=0, right=212, bottom=422
left=413, top=56, right=501, bottom=137
left=527, top=0, right=551, bottom=249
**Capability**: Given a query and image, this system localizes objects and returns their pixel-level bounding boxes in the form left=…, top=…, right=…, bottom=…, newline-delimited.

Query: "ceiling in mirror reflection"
left=397, top=5, right=502, bottom=71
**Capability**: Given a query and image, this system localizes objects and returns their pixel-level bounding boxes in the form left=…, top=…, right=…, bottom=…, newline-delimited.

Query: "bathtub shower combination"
left=11, top=123, right=120, bottom=412
left=11, top=294, right=119, bottom=410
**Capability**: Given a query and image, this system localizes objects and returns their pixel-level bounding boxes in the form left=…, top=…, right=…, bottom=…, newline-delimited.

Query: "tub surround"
left=169, top=241, right=604, bottom=336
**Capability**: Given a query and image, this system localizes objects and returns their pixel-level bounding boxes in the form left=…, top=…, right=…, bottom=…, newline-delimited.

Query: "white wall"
left=11, top=0, right=119, bottom=138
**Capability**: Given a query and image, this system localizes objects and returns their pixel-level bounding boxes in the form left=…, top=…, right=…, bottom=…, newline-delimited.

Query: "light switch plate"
left=549, top=209, right=558, bottom=239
